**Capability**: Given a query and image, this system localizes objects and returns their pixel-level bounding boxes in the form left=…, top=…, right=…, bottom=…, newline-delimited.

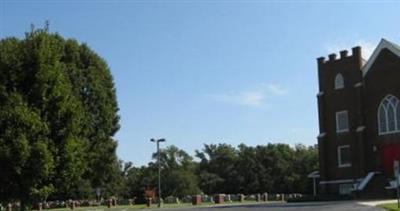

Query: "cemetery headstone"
left=256, top=194, right=261, bottom=202
left=37, top=202, right=42, bottom=211
left=192, top=195, right=202, bottom=205
left=146, top=198, right=152, bottom=207
left=214, top=194, right=224, bottom=204
left=239, top=194, right=245, bottom=202
left=262, top=193, right=268, bottom=202
left=107, top=199, right=112, bottom=208
left=226, top=194, right=231, bottom=203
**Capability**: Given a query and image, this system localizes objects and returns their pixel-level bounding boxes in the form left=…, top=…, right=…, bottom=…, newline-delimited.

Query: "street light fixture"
left=151, top=138, right=166, bottom=208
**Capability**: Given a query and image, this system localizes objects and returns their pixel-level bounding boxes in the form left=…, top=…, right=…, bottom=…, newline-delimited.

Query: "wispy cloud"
left=208, top=91, right=265, bottom=106
left=207, top=83, right=287, bottom=107
left=263, top=83, right=287, bottom=96
left=325, top=39, right=377, bottom=60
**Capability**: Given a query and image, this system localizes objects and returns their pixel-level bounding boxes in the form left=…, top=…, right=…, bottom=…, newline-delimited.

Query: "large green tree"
left=155, top=145, right=201, bottom=198
left=0, top=26, right=120, bottom=208
left=196, top=144, right=239, bottom=194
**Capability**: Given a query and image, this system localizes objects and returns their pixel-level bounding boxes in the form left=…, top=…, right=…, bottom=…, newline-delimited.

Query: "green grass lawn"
left=36, top=200, right=270, bottom=211
left=378, top=203, right=400, bottom=211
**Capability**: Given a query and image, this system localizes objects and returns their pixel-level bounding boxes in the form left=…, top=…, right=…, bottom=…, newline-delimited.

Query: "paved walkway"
left=154, top=201, right=385, bottom=211
left=358, top=199, right=398, bottom=206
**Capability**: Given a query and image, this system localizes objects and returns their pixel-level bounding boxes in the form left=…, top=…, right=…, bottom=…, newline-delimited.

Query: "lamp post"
left=151, top=138, right=166, bottom=208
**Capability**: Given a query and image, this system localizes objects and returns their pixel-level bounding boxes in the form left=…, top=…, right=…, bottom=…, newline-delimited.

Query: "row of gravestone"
left=190, top=193, right=272, bottom=205
left=143, top=193, right=287, bottom=207
left=140, top=193, right=298, bottom=206
left=0, top=193, right=303, bottom=210
left=0, top=199, right=124, bottom=211
left=162, top=194, right=245, bottom=204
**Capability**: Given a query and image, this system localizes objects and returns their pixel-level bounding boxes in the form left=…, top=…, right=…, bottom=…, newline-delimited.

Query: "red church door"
left=381, top=144, right=400, bottom=177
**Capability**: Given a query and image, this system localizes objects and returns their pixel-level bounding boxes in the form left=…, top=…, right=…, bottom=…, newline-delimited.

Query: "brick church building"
left=317, top=39, right=400, bottom=196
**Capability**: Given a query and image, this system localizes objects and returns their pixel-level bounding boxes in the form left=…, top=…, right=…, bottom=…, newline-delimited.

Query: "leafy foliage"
left=196, top=143, right=319, bottom=195
left=0, top=27, right=119, bottom=209
left=156, top=146, right=201, bottom=198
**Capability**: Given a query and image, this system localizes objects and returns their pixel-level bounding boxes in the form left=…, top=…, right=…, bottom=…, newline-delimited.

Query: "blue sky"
left=1, top=1, right=400, bottom=166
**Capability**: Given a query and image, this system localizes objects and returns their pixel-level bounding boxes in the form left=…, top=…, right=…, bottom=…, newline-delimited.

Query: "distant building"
left=317, top=39, right=400, bottom=197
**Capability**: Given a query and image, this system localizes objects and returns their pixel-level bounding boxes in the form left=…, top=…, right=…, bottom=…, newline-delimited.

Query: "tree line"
left=114, top=143, right=318, bottom=200
left=0, top=27, right=318, bottom=209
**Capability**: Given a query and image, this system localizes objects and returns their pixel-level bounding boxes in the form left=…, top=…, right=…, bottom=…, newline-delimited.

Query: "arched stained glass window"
left=378, top=95, right=400, bottom=135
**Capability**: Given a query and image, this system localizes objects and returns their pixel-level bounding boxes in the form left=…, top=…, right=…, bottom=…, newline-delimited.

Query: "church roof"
left=362, top=39, right=400, bottom=77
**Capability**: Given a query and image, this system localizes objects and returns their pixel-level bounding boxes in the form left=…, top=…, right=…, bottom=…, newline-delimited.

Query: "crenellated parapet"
left=317, top=46, right=362, bottom=67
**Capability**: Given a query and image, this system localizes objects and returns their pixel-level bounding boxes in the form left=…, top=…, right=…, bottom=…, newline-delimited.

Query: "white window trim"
left=338, top=145, right=351, bottom=168
left=336, top=110, right=349, bottom=133
left=378, top=95, right=400, bottom=135
left=379, top=129, right=400, bottom=136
